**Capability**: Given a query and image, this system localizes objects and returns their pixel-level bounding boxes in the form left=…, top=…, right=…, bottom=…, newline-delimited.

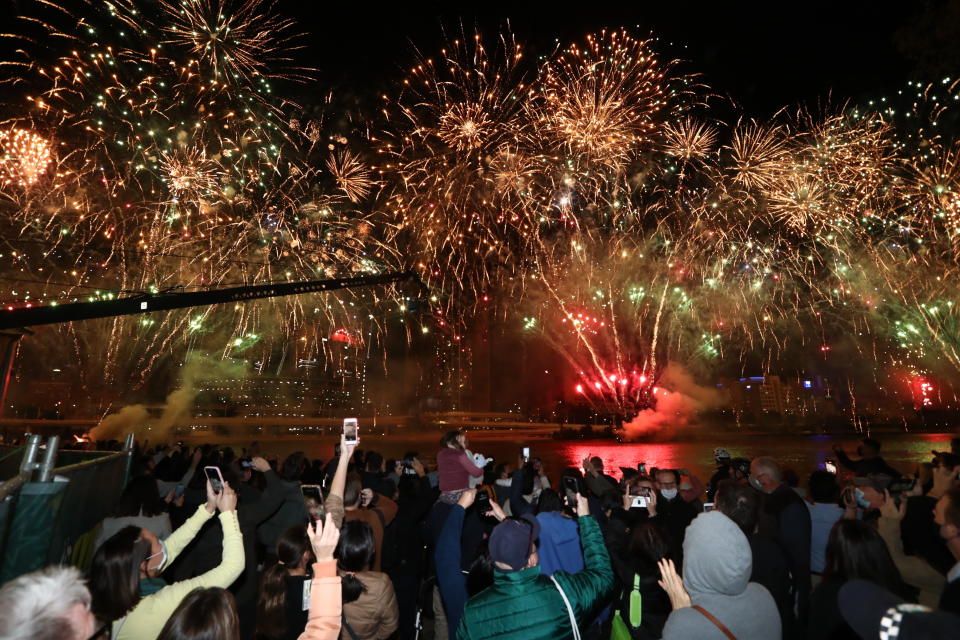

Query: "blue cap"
left=488, top=514, right=540, bottom=572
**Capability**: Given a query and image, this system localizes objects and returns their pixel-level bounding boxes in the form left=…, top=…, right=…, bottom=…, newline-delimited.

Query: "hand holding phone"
left=522, top=447, right=530, bottom=463
left=204, top=466, right=224, bottom=495
left=343, top=418, right=359, bottom=445
left=562, top=476, right=581, bottom=507
left=475, top=489, right=492, bottom=516
left=631, top=496, right=649, bottom=509
left=302, top=484, right=323, bottom=505
left=824, top=459, right=837, bottom=474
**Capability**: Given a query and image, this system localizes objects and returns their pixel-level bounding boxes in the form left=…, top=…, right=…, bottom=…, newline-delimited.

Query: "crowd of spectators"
left=1, top=432, right=960, bottom=640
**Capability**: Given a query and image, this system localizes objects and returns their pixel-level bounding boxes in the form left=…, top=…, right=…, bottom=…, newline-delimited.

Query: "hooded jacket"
left=536, top=511, right=585, bottom=577
left=661, top=511, right=781, bottom=640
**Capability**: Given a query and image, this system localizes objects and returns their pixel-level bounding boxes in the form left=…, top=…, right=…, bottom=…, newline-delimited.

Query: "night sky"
left=285, top=0, right=947, bottom=117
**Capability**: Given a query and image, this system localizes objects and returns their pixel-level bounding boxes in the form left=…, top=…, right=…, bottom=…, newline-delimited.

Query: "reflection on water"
left=473, top=433, right=955, bottom=484
left=228, top=432, right=955, bottom=486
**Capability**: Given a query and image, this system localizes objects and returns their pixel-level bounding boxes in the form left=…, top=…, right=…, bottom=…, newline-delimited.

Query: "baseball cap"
left=839, top=579, right=960, bottom=639
left=488, top=514, right=541, bottom=572
left=851, top=473, right=894, bottom=492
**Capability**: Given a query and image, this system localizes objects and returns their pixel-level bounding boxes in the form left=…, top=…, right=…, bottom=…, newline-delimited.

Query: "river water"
left=257, top=432, right=957, bottom=484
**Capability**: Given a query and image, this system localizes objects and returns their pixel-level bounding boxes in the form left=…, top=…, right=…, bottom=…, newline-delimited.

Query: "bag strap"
left=548, top=575, right=581, bottom=640
left=341, top=613, right=363, bottom=640
left=692, top=605, right=736, bottom=640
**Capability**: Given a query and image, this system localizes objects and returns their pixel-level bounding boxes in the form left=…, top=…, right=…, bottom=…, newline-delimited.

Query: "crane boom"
left=0, top=271, right=416, bottom=330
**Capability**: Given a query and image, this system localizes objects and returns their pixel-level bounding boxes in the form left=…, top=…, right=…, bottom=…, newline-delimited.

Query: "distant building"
left=717, top=374, right=837, bottom=424
left=195, top=366, right=367, bottom=418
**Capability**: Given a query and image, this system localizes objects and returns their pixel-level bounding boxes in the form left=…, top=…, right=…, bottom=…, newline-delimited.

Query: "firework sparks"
left=326, top=148, right=373, bottom=203
left=662, top=117, right=718, bottom=162
left=0, top=127, right=52, bottom=187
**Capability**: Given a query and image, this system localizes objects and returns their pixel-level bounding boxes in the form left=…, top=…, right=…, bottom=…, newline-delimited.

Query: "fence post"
left=18, top=434, right=41, bottom=478
left=36, top=435, right=59, bottom=483
left=122, top=433, right=135, bottom=486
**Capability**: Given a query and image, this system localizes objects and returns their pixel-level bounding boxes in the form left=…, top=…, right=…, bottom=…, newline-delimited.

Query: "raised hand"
left=307, top=513, right=340, bottom=561
left=457, top=488, right=477, bottom=509
left=216, top=481, right=238, bottom=513
left=658, top=558, right=691, bottom=610
left=576, top=492, right=590, bottom=517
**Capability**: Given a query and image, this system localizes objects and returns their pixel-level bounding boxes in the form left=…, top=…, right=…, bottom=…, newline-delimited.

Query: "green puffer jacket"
left=455, top=515, right=615, bottom=640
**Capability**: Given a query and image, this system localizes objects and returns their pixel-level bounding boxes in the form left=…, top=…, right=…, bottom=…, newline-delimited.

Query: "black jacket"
left=758, top=484, right=812, bottom=624
left=941, top=575, right=960, bottom=617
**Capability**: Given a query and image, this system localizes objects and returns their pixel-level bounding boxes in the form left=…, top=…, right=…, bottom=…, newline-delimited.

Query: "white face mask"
left=144, top=540, right=167, bottom=574
left=660, top=488, right=678, bottom=500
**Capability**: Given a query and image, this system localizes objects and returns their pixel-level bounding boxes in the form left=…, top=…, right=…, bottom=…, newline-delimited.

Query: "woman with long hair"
left=156, top=587, right=240, bottom=640
left=88, top=480, right=243, bottom=640
left=436, top=430, right=482, bottom=503
left=336, top=521, right=398, bottom=640
left=808, top=518, right=915, bottom=639
left=256, top=526, right=314, bottom=640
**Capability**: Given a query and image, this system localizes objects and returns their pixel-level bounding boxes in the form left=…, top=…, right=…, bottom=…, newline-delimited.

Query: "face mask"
left=854, top=488, right=871, bottom=509
left=749, top=476, right=763, bottom=491
left=660, top=488, right=678, bottom=500
left=145, top=540, right=168, bottom=574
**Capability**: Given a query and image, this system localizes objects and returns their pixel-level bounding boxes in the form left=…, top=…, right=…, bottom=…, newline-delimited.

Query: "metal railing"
left=0, top=434, right=134, bottom=583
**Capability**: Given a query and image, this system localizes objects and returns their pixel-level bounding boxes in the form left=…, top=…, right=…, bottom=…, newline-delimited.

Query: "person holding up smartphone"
left=90, top=479, right=243, bottom=640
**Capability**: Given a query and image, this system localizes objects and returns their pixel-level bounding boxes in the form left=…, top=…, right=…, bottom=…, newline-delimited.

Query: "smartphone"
left=888, top=478, right=916, bottom=494
left=703, top=502, right=714, bottom=512
left=175, top=483, right=185, bottom=498
left=631, top=496, right=649, bottom=509
left=301, top=484, right=323, bottom=504
left=343, top=417, right=359, bottom=444
left=562, top=475, right=581, bottom=506
left=638, top=462, right=647, bottom=475
left=204, top=466, right=224, bottom=494
left=824, top=459, right=837, bottom=474
left=522, top=447, right=530, bottom=462
left=475, top=489, right=491, bottom=515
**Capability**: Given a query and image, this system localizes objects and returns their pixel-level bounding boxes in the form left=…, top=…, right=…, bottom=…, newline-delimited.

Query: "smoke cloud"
left=91, top=352, right=248, bottom=442
left=622, top=362, right=722, bottom=439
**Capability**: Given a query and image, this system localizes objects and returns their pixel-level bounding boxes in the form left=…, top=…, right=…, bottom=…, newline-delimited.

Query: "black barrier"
left=0, top=449, right=129, bottom=582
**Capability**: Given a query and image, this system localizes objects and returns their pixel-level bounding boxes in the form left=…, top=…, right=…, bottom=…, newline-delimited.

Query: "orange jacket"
left=298, top=559, right=341, bottom=640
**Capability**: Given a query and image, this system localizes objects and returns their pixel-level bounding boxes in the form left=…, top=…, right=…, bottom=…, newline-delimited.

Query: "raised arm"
left=327, top=436, right=357, bottom=528
left=435, top=492, right=470, bottom=634
left=879, top=492, right=945, bottom=606
left=148, top=485, right=245, bottom=630
left=460, top=451, right=484, bottom=478
left=554, top=495, right=615, bottom=620
left=239, top=457, right=286, bottom=526
left=299, top=513, right=342, bottom=640
left=509, top=468, right=533, bottom=518
left=160, top=480, right=218, bottom=567
left=177, top=448, right=202, bottom=488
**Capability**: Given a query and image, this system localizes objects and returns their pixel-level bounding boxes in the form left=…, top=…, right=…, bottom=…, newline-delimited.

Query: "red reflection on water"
left=560, top=443, right=688, bottom=480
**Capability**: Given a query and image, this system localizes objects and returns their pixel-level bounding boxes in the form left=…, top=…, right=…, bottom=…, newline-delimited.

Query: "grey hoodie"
left=661, top=510, right=781, bottom=640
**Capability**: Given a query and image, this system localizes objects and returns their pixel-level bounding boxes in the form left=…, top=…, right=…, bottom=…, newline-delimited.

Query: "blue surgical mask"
left=660, top=488, right=678, bottom=500
left=749, top=476, right=763, bottom=492
left=854, top=488, right=871, bottom=509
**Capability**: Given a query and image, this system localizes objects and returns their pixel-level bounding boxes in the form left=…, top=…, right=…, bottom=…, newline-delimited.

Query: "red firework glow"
left=573, top=368, right=655, bottom=415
